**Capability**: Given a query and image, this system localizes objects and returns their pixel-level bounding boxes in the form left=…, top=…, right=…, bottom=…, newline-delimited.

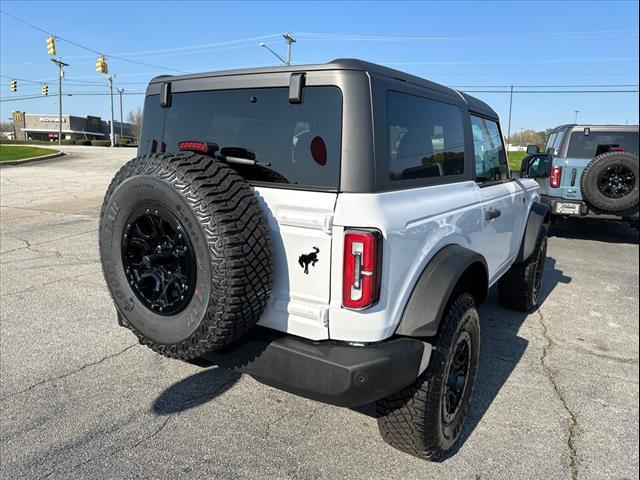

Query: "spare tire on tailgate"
left=580, top=151, right=639, bottom=214
left=99, top=152, right=273, bottom=360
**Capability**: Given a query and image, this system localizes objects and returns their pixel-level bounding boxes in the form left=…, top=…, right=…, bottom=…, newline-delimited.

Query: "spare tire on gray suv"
left=580, top=151, right=639, bottom=214
left=99, top=152, right=273, bottom=360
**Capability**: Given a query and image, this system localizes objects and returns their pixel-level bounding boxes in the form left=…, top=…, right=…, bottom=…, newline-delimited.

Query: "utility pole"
left=573, top=110, right=579, bottom=124
left=108, top=76, right=115, bottom=147
left=50, top=58, right=69, bottom=145
left=283, top=33, right=296, bottom=66
left=116, top=88, right=124, bottom=140
left=506, top=85, right=514, bottom=147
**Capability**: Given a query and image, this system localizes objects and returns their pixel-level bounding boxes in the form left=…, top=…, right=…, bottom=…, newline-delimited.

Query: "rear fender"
left=395, top=244, right=488, bottom=338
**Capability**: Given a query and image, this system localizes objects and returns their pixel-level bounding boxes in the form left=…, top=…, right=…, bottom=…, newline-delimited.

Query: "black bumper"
left=194, top=328, right=431, bottom=407
left=541, top=195, right=639, bottom=221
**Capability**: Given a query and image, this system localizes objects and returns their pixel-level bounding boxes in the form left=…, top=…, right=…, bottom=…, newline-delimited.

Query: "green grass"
left=0, top=145, right=60, bottom=162
left=507, top=151, right=528, bottom=171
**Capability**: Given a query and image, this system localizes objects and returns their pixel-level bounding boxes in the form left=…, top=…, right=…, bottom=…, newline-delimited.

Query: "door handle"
left=485, top=208, right=501, bottom=221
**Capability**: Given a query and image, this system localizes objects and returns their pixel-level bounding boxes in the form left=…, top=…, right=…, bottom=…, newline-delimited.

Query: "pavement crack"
left=0, top=343, right=137, bottom=402
left=537, top=309, right=579, bottom=480
left=0, top=271, right=96, bottom=298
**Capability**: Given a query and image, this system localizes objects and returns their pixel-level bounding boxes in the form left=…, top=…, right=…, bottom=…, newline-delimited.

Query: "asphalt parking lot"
left=1, top=146, right=638, bottom=480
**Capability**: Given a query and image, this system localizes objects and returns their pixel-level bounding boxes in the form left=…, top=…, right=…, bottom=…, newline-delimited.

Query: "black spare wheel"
left=99, top=152, right=273, bottom=360
left=580, top=151, right=639, bottom=214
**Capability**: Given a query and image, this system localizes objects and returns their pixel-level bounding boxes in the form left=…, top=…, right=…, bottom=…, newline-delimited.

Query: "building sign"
left=38, top=116, right=67, bottom=123
left=87, top=116, right=101, bottom=132
left=13, top=111, right=23, bottom=121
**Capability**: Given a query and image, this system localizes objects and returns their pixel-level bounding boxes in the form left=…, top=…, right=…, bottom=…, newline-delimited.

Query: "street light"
left=259, top=42, right=288, bottom=65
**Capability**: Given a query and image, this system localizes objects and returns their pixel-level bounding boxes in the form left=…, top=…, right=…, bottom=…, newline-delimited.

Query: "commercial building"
left=11, top=111, right=135, bottom=142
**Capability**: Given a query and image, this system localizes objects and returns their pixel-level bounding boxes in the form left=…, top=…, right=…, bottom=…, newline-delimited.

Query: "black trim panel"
left=194, top=328, right=429, bottom=407
left=516, top=201, right=549, bottom=263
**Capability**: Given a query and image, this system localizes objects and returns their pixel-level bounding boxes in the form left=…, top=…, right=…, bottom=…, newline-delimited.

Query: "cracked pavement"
left=1, top=146, right=638, bottom=479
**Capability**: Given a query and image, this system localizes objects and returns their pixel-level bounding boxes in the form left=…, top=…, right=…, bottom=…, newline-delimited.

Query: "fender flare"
left=516, top=201, right=550, bottom=263
left=395, top=244, right=488, bottom=338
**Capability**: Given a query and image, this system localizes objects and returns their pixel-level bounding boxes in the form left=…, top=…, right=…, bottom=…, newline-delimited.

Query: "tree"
left=0, top=121, right=12, bottom=132
left=127, top=107, right=143, bottom=140
left=509, top=129, right=551, bottom=148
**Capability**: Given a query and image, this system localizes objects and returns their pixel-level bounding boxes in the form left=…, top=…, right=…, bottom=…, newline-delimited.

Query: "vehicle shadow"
left=351, top=255, right=571, bottom=461
left=152, top=367, right=241, bottom=416
left=549, top=217, right=639, bottom=244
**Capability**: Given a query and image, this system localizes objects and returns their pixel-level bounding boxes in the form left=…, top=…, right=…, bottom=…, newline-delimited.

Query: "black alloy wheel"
left=442, top=331, right=472, bottom=425
left=121, top=205, right=197, bottom=316
left=598, top=165, right=636, bottom=199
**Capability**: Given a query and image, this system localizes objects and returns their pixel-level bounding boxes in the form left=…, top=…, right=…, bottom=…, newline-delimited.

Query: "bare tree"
left=127, top=107, right=143, bottom=140
left=0, top=121, right=12, bottom=132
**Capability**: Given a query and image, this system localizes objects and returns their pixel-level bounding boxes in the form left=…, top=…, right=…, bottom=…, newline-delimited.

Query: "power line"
left=0, top=9, right=184, bottom=73
left=294, top=29, right=639, bottom=42
left=460, top=89, right=639, bottom=93
left=0, top=91, right=145, bottom=102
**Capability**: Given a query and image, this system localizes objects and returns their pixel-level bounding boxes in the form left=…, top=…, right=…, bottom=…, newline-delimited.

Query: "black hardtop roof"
left=149, top=58, right=499, bottom=119
left=552, top=124, right=639, bottom=131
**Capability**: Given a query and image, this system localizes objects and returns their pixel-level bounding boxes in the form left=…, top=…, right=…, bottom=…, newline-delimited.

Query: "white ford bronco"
left=99, top=59, right=549, bottom=460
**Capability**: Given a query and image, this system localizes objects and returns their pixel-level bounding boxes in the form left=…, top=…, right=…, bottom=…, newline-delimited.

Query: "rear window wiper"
left=177, top=141, right=271, bottom=167
left=217, top=146, right=271, bottom=167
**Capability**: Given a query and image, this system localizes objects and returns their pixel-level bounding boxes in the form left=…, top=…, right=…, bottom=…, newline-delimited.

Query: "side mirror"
left=521, top=154, right=552, bottom=178
left=526, top=144, right=540, bottom=155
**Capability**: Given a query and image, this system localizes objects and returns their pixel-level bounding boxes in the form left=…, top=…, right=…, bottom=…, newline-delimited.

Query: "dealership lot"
left=0, top=146, right=638, bottom=480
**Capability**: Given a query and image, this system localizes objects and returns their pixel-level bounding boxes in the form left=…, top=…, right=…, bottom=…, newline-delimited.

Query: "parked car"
left=521, top=124, right=639, bottom=229
left=99, top=59, right=548, bottom=460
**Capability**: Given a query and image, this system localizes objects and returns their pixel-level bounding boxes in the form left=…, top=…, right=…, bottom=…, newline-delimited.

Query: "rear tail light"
left=343, top=229, right=382, bottom=310
left=610, top=146, right=625, bottom=152
left=550, top=165, right=562, bottom=188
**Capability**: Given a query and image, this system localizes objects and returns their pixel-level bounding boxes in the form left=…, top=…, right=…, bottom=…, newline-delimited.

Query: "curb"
left=0, top=151, right=66, bottom=166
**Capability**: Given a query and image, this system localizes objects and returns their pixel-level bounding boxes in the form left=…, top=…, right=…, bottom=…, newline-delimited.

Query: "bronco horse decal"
left=298, top=247, right=320, bottom=274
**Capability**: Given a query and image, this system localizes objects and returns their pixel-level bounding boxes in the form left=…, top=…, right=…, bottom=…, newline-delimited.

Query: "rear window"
left=139, top=86, right=342, bottom=189
left=566, top=130, right=639, bottom=158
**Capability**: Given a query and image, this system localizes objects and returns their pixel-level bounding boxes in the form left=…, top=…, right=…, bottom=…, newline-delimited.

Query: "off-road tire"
left=581, top=151, right=639, bottom=213
left=376, top=293, right=480, bottom=461
left=99, top=152, right=273, bottom=360
left=498, top=227, right=547, bottom=312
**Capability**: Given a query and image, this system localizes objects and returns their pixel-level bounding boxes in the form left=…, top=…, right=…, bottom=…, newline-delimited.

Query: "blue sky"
left=1, top=1, right=638, bottom=131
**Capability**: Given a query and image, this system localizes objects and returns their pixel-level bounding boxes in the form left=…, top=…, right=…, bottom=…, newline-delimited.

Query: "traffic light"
left=42, top=83, right=48, bottom=96
left=47, top=35, right=56, bottom=56
left=96, top=55, right=108, bottom=74
left=10, top=80, right=17, bottom=92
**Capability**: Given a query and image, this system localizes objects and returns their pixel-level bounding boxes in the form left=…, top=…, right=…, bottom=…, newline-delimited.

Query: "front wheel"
left=498, top=227, right=547, bottom=312
left=376, top=293, right=480, bottom=461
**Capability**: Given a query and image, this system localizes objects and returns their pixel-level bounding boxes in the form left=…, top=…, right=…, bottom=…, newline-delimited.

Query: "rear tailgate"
left=253, top=188, right=336, bottom=340
left=557, top=157, right=590, bottom=201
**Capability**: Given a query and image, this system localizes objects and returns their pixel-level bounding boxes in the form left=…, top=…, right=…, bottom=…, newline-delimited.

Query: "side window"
left=387, top=91, right=465, bottom=181
left=471, top=115, right=508, bottom=182
left=551, top=128, right=565, bottom=155
left=545, top=132, right=557, bottom=153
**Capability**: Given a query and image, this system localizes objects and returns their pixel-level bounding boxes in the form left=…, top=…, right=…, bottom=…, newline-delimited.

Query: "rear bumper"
left=541, top=195, right=639, bottom=221
left=194, top=328, right=431, bottom=407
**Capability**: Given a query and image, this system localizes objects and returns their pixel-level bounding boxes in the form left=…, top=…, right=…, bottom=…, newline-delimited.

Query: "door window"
left=471, top=115, right=509, bottom=182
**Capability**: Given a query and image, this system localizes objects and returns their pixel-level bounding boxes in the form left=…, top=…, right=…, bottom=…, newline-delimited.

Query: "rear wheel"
left=99, top=152, right=273, bottom=360
left=376, top=293, right=480, bottom=461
